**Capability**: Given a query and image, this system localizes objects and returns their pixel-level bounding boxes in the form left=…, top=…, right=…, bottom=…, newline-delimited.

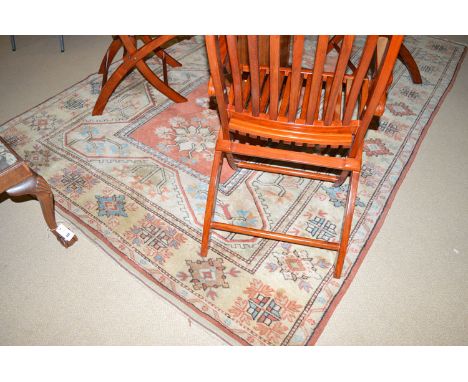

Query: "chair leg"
left=120, top=36, right=187, bottom=103
left=162, top=51, right=168, bottom=84
left=334, top=171, right=360, bottom=278
left=133, top=58, right=188, bottom=103
left=6, top=173, right=76, bottom=248
left=92, top=61, right=130, bottom=115
left=398, top=43, right=423, bottom=84
left=98, top=37, right=122, bottom=85
left=333, top=170, right=349, bottom=187
left=139, top=35, right=183, bottom=67
left=200, top=150, right=224, bottom=257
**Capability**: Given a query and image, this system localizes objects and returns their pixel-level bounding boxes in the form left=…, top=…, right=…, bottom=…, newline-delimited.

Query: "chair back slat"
left=299, top=73, right=313, bottom=120
left=305, top=36, right=328, bottom=124
left=288, top=36, right=305, bottom=122
left=206, top=34, right=403, bottom=150
left=205, top=36, right=229, bottom=133
left=279, top=74, right=292, bottom=116
left=269, top=36, right=281, bottom=120
left=323, top=76, right=333, bottom=119
left=226, top=36, right=244, bottom=112
left=342, top=35, right=378, bottom=124
left=323, top=35, right=355, bottom=125
left=259, top=69, right=270, bottom=113
left=247, top=36, right=261, bottom=116
left=350, top=35, right=404, bottom=155
left=243, top=76, right=251, bottom=111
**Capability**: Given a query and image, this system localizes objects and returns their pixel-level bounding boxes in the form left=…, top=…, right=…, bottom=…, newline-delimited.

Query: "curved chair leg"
left=119, top=36, right=187, bottom=103
left=93, top=36, right=187, bottom=115
left=200, top=150, right=224, bottom=257
left=139, top=35, right=183, bottom=67
left=6, top=173, right=76, bottom=248
left=398, top=43, right=423, bottom=84
left=98, top=37, right=122, bottom=81
left=92, top=61, right=130, bottom=115
left=334, top=171, right=360, bottom=278
left=134, top=58, right=188, bottom=103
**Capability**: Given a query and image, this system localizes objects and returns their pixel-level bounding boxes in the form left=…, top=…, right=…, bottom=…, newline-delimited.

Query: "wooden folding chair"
left=92, top=35, right=187, bottom=116
left=0, top=137, right=77, bottom=247
left=202, top=35, right=403, bottom=278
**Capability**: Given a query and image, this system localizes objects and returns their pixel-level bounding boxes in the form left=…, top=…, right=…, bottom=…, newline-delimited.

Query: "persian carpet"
left=1, top=36, right=465, bottom=345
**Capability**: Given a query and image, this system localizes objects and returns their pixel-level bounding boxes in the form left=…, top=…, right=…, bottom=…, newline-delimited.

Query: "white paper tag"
left=56, top=223, right=75, bottom=242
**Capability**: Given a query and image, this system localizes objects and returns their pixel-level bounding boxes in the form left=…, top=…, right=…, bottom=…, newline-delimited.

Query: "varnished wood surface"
left=0, top=137, right=76, bottom=248
left=92, top=35, right=187, bottom=116
left=237, top=36, right=291, bottom=66
left=202, top=35, right=403, bottom=278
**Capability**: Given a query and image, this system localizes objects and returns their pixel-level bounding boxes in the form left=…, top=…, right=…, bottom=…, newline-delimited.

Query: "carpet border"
left=53, top=203, right=246, bottom=346
left=306, top=45, right=467, bottom=345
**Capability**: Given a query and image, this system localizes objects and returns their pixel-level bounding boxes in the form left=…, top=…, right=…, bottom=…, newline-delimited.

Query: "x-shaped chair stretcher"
left=92, top=35, right=187, bottom=116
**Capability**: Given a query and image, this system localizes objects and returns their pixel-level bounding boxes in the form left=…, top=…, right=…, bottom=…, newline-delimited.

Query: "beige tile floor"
left=0, top=35, right=467, bottom=345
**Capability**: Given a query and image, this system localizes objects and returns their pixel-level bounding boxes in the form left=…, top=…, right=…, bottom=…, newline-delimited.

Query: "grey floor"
left=0, top=35, right=467, bottom=345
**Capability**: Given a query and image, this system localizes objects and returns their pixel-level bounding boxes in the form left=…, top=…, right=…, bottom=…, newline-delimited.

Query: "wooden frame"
left=202, top=35, right=403, bottom=279
left=328, top=35, right=422, bottom=84
left=0, top=137, right=77, bottom=248
left=92, top=35, right=187, bottom=116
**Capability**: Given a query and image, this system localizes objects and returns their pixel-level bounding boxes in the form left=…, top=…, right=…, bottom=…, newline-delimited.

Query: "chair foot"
left=6, top=173, right=76, bottom=248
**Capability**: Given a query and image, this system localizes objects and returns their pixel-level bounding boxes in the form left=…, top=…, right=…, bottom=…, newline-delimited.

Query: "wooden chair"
left=202, top=35, right=403, bottom=278
left=327, top=35, right=421, bottom=117
left=328, top=35, right=422, bottom=85
left=92, top=35, right=188, bottom=116
left=0, top=137, right=76, bottom=248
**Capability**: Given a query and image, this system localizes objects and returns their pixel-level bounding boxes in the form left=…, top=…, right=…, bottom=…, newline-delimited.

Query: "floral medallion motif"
left=124, top=213, right=187, bottom=264
left=186, top=258, right=229, bottom=290
left=1, top=127, right=29, bottom=148
left=229, top=279, right=302, bottom=344
left=266, top=244, right=332, bottom=291
left=387, top=101, right=415, bottom=117
left=49, top=164, right=99, bottom=198
left=129, top=87, right=237, bottom=184
left=25, top=110, right=63, bottom=133
left=96, top=194, right=128, bottom=217
left=23, top=144, right=58, bottom=170
left=364, top=138, right=392, bottom=157
left=174, top=124, right=215, bottom=156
